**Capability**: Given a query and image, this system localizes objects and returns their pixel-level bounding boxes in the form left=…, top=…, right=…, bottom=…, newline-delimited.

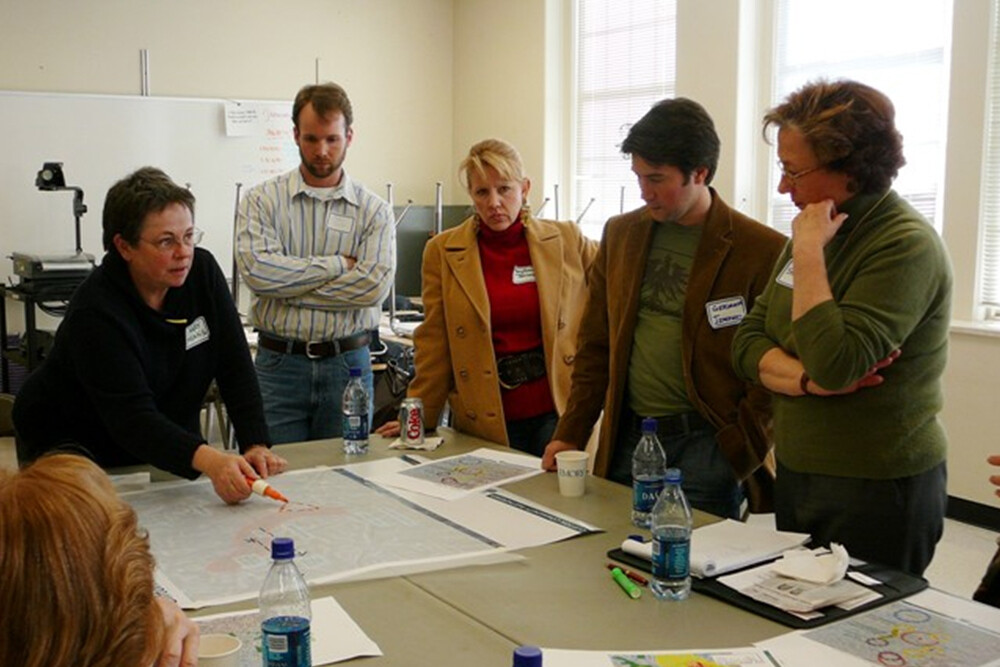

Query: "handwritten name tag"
left=705, top=296, right=747, bottom=330
left=512, top=265, right=536, bottom=285
left=327, top=212, right=354, bottom=233
left=185, top=316, right=210, bottom=351
left=776, top=259, right=794, bottom=289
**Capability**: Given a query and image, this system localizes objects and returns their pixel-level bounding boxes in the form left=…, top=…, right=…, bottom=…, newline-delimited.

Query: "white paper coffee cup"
left=198, top=633, right=242, bottom=667
left=555, top=450, right=589, bottom=497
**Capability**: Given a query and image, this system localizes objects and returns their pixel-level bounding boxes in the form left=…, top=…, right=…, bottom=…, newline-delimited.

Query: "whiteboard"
left=0, top=91, right=299, bottom=282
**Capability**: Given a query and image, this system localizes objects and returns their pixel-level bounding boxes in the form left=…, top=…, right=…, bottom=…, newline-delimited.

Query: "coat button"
left=558, top=319, right=566, bottom=330
left=465, top=410, right=476, bottom=420
left=563, top=354, right=575, bottom=364
left=459, top=369, right=469, bottom=379
left=456, top=326, right=466, bottom=337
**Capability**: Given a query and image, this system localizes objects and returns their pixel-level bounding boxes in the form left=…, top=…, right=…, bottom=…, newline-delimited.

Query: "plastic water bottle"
left=512, top=645, right=543, bottom=666
left=650, top=468, right=693, bottom=601
left=631, top=417, right=666, bottom=528
left=342, top=367, right=370, bottom=455
left=260, top=537, right=312, bottom=666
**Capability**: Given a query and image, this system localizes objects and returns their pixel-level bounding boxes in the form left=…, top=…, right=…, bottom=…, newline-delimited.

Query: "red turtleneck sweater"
left=477, top=219, right=555, bottom=421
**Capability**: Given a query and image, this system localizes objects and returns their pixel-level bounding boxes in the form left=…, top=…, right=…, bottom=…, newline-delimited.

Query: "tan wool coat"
left=551, top=190, right=787, bottom=511
left=407, top=214, right=598, bottom=447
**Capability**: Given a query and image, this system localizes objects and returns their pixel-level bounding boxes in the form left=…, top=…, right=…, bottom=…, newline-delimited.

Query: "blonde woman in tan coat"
left=376, top=139, right=597, bottom=455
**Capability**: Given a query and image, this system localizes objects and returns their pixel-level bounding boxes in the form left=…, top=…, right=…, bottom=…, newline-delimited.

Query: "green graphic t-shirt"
left=627, top=220, right=702, bottom=418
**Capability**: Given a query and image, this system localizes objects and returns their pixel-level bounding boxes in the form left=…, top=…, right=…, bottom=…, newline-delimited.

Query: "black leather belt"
left=497, top=348, right=547, bottom=389
left=633, top=410, right=712, bottom=436
left=257, top=331, right=370, bottom=359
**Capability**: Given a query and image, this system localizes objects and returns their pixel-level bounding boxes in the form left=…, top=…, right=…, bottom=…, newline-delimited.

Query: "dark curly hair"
left=763, top=79, right=905, bottom=195
left=621, top=97, right=720, bottom=185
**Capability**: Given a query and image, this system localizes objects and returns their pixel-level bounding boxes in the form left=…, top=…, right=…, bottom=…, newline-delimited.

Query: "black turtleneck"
left=13, top=247, right=270, bottom=478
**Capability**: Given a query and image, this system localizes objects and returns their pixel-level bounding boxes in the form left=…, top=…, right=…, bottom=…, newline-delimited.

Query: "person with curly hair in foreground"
left=0, top=454, right=199, bottom=666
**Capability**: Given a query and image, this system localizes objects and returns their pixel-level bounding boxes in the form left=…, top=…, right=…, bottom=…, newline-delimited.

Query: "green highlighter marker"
left=611, top=567, right=642, bottom=599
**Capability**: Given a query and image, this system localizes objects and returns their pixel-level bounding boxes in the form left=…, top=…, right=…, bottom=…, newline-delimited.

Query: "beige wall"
left=939, top=1, right=1000, bottom=509
left=1, top=0, right=998, bottom=508
left=0, top=0, right=457, bottom=205
left=451, top=0, right=549, bottom=205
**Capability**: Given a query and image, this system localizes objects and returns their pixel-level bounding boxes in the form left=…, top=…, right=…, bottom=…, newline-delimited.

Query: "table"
left=156, top=430, right=788, bottom=665
left=1, top=282, right=77, bottom=392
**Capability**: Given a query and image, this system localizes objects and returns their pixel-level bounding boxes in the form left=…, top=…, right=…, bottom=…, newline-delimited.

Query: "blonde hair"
left=0, top=454, right=163, bottom=667
left=458, top=138, right=527, bottom=190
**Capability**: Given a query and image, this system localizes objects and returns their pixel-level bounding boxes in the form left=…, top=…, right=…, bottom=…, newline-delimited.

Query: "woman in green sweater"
left=732, top=80, right=952, bottom=576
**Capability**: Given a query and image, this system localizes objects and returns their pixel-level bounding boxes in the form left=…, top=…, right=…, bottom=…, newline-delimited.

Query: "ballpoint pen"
left=245, top=476, right=289, bottom=503
left=606, top=562, right=648, bottom=586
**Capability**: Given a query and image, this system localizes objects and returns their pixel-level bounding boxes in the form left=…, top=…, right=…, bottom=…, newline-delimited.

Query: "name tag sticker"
left=185, top=316, right=211, bottom=351
left=326, top=212, right=354, bottom=233
left=705, top=296, right=747, bottom=330
left=776, top=259, right=794, bottom=289
left=512, top=265, right=536, bottom=285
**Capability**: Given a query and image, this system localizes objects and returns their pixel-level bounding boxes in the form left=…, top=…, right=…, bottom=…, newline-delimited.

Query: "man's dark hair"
left=102, top=167, right=194, bottom=251
left=621, top=98, right=720, bottom=184
left=293, top=82, right=354, bottom=129
left=763, top=79, right=905, bottom=195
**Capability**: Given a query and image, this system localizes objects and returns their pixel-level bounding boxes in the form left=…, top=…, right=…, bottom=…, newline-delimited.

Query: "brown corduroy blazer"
left=552, top=189, right=787, bottom=511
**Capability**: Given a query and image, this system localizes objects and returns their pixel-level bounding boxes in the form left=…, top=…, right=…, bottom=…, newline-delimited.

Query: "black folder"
left=607, top=546, right=929, bottom=629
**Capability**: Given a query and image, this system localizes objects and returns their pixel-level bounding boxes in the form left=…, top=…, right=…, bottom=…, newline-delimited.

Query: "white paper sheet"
left=756, top=589, right=1000, bottom=667
left=195, top=596, right=381, bottom=665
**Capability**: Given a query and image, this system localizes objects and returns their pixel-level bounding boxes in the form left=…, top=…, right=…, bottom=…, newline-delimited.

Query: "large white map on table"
left=127, top=461, right=598, bottom=609
left=130, top=467, right=501, bottom=608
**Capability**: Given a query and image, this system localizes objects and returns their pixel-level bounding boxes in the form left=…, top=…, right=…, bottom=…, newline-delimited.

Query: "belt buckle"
left=305, top=341, right=324, bottom=360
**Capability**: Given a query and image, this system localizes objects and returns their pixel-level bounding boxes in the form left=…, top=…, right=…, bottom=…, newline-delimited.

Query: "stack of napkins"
left=387, top=436, right=444, bottom=451
left=772, top=543, right=849, bottom=584
left=719, top=545, right=878, bottom=614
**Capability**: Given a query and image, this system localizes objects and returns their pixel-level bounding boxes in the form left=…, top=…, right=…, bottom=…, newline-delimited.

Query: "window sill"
left=950, top=320, right=1000, bottom=338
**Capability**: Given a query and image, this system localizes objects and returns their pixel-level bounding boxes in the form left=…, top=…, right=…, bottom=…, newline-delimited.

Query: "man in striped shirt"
left=235, top=82, right=395, bottom=444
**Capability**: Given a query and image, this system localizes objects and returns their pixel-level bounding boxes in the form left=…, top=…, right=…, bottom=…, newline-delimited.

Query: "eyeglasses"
left=140, top=228, right=204, bottom=253
left=776, top=161, right=823, bottom=186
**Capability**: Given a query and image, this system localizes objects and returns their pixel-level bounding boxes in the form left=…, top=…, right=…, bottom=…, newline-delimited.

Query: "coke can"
left=399, top=397, right=425, bottom=445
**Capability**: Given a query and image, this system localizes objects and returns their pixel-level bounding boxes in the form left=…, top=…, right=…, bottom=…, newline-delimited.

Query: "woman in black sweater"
left=13, top=167, right=285, bottom=503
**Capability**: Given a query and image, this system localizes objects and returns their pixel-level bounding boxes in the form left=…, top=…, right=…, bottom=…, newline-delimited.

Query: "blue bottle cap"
left=271, top=537, right=295, bottom=560
left=349, top=367, right=362, bottom=378
left=513, top=645, right=543, bottom=667
left=641, top=417, right=657, bottom=434
left=665, top=467, right=682, bottom=483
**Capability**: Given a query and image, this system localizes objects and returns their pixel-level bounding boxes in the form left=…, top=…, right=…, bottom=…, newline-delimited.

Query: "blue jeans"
left=255, top=346, right=373, bottom=444
left=609, top=407, right=744, bottom=519
left=505, top=411, right=558, bottom=458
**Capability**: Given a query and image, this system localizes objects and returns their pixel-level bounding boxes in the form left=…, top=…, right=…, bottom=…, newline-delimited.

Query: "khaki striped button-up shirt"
left=235, top=168, right=395, bottom=342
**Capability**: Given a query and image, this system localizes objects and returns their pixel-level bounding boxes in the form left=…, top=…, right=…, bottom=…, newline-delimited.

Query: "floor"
left=0, top=435, right=995, bottom=600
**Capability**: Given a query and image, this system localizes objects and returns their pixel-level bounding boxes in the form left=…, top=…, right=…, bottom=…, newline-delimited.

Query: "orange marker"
left=246, top=476, right=289, bottom=503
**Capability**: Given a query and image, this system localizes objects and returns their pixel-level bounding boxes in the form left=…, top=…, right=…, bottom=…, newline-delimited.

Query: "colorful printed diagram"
left=609, top=650, right=777, bottom=666
left=805, top=600, right=1000, bottom=667
left=400, top=454, right=536, bottom=490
